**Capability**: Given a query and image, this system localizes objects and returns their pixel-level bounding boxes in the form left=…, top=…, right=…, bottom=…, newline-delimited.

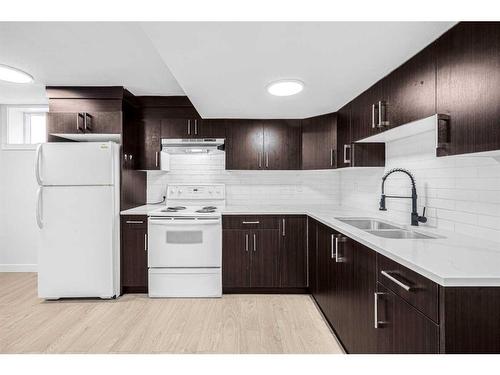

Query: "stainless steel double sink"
left=335, top=218, right=440, bottom=239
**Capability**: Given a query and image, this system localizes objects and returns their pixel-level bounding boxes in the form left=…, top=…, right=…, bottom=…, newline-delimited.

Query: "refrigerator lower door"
left=37, top=142, right=117, bottom=186
left=38, top=185, right=118, bottom=299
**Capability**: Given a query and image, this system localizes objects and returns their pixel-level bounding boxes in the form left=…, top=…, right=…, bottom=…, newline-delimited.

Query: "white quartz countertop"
left=121, top=204, right=500, bottom=287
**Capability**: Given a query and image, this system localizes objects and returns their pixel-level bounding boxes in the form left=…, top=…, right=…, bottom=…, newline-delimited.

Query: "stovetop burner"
left=162, top=206, right=187, bottom=212
left=196, top=206, right=218, bottom=213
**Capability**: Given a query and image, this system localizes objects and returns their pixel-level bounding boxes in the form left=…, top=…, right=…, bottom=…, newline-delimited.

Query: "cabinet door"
left=250, top=229, right=280, bottom=287
left=160, top=118, right=190, bottom=138
left=141, top=119, right=161, bottom=170
left=263, top=120, right=301, bottom=170
left=121, top=216, right=148, bottom=292
left=46, top=112, right=83, bottom=137
left=302, top=114, right=337, bottom=169
left=337, top=239, right=377, bottom=353
left=436, top=22, right=500, bottom=156
left=314, top=224, right=336, bottom=323
left=385, top=43, right=437, bottom=128
left=225, top=120, right=263, bottom=170
left=350, top=81, right=387, bottom=142
left=279, top=216, right=307, bottom=288
left=222, top=230, right=251, bottom=288
left=86, top=112, right=122, bottom=134
left=307, top=217, right=318, bottom=293
left=336, top=105, right=351, bottom=168
left=376, top=283, right=439, bottom=354
left=198, top=119, right=226, bottom=138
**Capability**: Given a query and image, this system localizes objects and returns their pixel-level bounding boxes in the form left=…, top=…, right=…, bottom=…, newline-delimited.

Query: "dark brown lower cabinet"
left=376, top=283, right=439, bottom=354
left=222, top=227, right=280, bottom=289
left=307, top=217, right=318, bottom=294
left=121, top=216, right=148, bottom=294
left=279, top=216, right=307, bottom=288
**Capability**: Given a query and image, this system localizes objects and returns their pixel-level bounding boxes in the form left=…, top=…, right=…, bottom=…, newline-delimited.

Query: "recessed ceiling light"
left=0, top=64, right=34, bottom=84
left=267, top=79, right=304, bottom=97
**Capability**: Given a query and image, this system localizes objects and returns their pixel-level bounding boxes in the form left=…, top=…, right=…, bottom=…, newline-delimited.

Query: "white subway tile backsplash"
left=338, top=129, right=500, bottom=242
left=146, top=153, right=340, bottom=207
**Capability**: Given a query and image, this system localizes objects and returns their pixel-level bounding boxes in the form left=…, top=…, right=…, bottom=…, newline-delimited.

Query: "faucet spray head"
left=379, top=194, right=387, bottom=211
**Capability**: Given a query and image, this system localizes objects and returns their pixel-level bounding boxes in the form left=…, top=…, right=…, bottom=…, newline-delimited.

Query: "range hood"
left=161, top=138, right=225, bottom=154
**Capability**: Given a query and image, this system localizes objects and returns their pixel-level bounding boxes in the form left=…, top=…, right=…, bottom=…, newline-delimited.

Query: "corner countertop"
left=120, top=204, right=500, bottom=287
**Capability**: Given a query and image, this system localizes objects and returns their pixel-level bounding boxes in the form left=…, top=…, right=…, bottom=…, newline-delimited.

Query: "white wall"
left=0, top=105, right=39, bottom=271
left=147, top=152, right=340, bottom=207
left=339, top=130, right=500, bottom=241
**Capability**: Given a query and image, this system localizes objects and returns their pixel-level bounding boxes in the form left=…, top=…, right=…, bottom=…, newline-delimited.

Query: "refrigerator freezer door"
left=37, top=142, right=116, bottom=186
left=38, top=185, right=118, bottom=299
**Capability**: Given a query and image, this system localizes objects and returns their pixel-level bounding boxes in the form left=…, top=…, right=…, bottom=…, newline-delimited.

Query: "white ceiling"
left=0, top=22, right=184, bottom=104
left=142, top=22, right=455, bottom=118
left=0, top=22, right=455, bottom=117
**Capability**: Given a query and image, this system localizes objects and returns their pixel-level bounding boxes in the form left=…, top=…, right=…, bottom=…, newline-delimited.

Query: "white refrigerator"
left=35, top=142, right=120, bottom=299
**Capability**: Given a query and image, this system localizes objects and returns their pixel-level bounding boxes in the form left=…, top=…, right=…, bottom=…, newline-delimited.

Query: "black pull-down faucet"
left=379, top=168, right=427, bottom=226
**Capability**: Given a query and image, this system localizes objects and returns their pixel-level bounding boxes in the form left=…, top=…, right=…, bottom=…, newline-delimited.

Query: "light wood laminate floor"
left=0, top=273, right=343, bottom=354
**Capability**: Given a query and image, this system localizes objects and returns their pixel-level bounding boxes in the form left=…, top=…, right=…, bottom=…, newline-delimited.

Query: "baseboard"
left=223, top=287, right=309, bottom=294
left=0, top=264, right=37, bottom=272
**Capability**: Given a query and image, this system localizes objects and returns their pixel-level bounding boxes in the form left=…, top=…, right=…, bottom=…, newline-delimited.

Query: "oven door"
left=148, top=216, right=222, bottom=268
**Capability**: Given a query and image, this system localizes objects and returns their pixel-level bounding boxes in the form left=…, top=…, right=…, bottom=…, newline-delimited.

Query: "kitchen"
left=1, top=10, right=500, bottom=371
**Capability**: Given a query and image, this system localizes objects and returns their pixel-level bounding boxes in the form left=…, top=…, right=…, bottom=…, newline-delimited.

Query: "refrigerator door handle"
left=36, top=187, right=43, bottom=229
left=35, top=143, right=43, bottom=185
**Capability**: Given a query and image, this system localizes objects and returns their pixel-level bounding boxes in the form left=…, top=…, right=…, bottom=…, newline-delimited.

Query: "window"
left=1, top=105, right=48, bottom=149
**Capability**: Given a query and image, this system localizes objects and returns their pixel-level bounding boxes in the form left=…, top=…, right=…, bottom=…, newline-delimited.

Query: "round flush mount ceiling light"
left=267, top=79, right=304, bottom=96
left=0, top=64, right=34, bottom=84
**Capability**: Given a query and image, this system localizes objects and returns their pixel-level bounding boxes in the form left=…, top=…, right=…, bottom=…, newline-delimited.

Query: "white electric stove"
left=148, top=184, right=225, bottom=298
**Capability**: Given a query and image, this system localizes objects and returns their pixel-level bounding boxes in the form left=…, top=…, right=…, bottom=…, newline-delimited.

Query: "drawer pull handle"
left=242, top=221, right=260, bottom=224
left=381, top=270, right=412, bottom=291
left=126, top=220, right=144, bottom=224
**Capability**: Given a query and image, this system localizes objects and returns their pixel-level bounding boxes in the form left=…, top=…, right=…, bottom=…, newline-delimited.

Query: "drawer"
left=377, top=254, right=439, bottom=323
left=121, top=215, right=148, bottom=228
left=222, top=215, right=279, bottom=229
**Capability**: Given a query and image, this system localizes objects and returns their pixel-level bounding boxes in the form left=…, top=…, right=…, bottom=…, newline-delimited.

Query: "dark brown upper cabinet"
left=161, top=118, right=197, bottom=138
left=198, top=119, right=227, bottom=138
left=302, top=113, right=337, bottom=169
left=225, top=120, right=264, bottom=170
left=264, top=120, right=301, bottom=170
left=436, top=22, right=500, bottom=156
left=384, top=43, right=437, bottom=129
left=140, top=119, right=161, bottom=170
left=226, top=119, right=301, bottom=170
left=336, top=105, right=352, bottom=168
left=350, top=80, right=388, bottom=142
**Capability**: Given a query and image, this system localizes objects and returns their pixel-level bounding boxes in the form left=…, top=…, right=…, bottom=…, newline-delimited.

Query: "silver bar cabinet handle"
left=253, top=233, right=256, bottom=252
left=126, top=220, right=144, bottom=224
left=372, top=104, right=376, bottom=128
left=282, top=218, right=285, bottom=236
left=266, top=152, right=269, bottom=168
left=335, top=236, right=339, bottom=261
left=330, top=149, right=334, bottom=167
left=242, top=221, right=260, bottom=224
left=245, top=234, right=249, bottom=252
left=330, top=234, right=334, bottom=259
left=187, top=120, right=191, bottom=135
left=343, top=144, right=351, bottom=164
left=258, top=152, right=262, bottom=168
left=381, top=270, right=412, bottom=291
left=155, top=151, right=159, bottom=167
left=144, top=234, right=148, bottom=252
left=374, top=292, right=384, bottom=328
left=194, top=119, right=198, bottom=135
left=378, top=101, right=382, bottom=128
left=83, top=112, right=87, bottom=132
